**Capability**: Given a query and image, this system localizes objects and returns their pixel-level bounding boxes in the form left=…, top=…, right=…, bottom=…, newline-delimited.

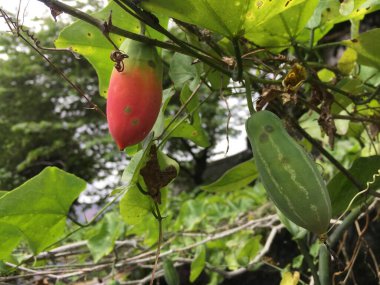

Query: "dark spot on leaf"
left=351, top=39, right=358, bottom=43
left=148, top=60, right=156, bottom=68
left=265, top=125, right=274, bottom=133
left=366, top=6, right=370, bottom=10
left=285, top=0, right=291, bottom=7
left=259, top=132, right=268, bottom=143
left=326, top=7, right=331, bottom=12
left=87, top=32, right=91, bottom=37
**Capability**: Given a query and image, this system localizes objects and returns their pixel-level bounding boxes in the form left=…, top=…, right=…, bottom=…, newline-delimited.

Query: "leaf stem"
left=150, top=201, right=163, bottom=285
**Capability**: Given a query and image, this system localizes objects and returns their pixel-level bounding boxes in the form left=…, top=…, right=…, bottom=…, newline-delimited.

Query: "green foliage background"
left=0, top=0, right=379, bottom=284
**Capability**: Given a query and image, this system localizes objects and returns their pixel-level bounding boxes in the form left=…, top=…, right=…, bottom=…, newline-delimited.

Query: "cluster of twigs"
left=2, top=213, right=281, bottom=284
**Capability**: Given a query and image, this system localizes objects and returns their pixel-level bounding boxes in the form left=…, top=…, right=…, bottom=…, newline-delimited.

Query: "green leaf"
left=174, top=199, right=205, bottom=231
left=55, top=1, right=167, bottom=97
left=0, top=191, right=7, bottom=198
left=163, top=258, right=180, bottom=285
left=328, top=156, right=380, bottom=216
left=180, top=84, right=202, bottom=127
left=0, top=167, right=86, bottom=258
left=121, top=142, right=155, bottom=187
left=244, top=1, right=318, bottom=48
left=121, top=150, right=145, bottom=186
left=169, top=53, right=202, bottom=91
left=152, top=88, right=176, bottom=138
left=87, top=212, right=124, bottom=262
left=236, top=235, right=261, bottom=266
left=120, top=184, right=153, bottom=225
left=0, top=224, right=23, bottom=261
left=310, top=0, right=380, bottom=29
left=338, top=48, right=357, bottom=75
left=317, top=68, right=336, bottom=82
left=343, top=28, right=380, bottom=69
left=190, top=245, right=206, bottom=282
left=201, top=159, right=258, bottom=192
left=206, top=67, right=230, bottom=90
left=164, top=118, right=210, bottom=148
left=339, top=0, right=355, bottom=16
left=141, top=0, right=250, bottom=37
left=157, top=149, right=180, bottom=175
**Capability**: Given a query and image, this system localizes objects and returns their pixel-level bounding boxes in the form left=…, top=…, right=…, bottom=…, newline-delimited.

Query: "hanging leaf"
left=201, top=159, right=258, bottom=193
left=190, top=245, right=206, bottom=282
left=163, top=258, right=180, bottom=285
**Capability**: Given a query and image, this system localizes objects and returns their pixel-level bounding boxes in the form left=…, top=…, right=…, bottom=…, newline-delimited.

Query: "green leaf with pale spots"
left=342, top=28, right=380, bottom=69
left=244, top=0, right=318, bottom=49
left=55, top=1, right=168, bottom=97
left=243, top=0, right=307, bottom=35
left=0, top=167, right=86, bottom=259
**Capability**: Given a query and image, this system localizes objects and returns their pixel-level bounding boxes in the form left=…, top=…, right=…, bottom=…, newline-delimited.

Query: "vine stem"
left=244, top=74, right=255, bottom=115
left=327, top=207, right=361, bottom=248
left=232, top=37, right=243, bottom=81
left=296, top=238, right=321, bottom=285
left=150, top=201, right=163, bottom=285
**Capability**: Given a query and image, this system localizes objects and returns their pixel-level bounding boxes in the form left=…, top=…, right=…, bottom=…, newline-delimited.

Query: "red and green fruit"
left=107, top=39, right=163, bottom=150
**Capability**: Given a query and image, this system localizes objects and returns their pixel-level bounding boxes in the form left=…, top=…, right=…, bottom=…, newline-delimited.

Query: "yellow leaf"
left=280, top=271, right=300, bottom=285
left=338, top=47, right=357, bottom=75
